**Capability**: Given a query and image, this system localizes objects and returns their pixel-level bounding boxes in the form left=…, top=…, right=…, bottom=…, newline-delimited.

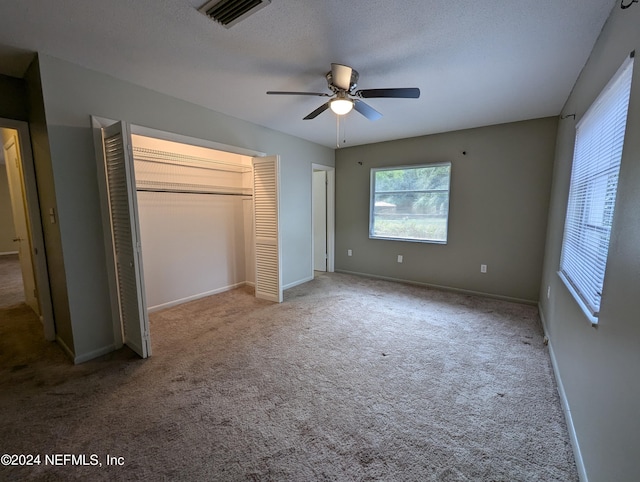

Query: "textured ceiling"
left=0, top=0, right=614, bottom=148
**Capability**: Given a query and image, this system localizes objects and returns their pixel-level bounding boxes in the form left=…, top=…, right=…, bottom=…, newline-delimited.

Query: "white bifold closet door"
left=100, top=121, right=151, bottom=358
left=252, top=155, right=283, bottom=303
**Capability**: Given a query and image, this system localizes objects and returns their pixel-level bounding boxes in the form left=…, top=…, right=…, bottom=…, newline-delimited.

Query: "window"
left=559, top=55, right=634, bottom=324
left=370, top=162, right=451, bottom=243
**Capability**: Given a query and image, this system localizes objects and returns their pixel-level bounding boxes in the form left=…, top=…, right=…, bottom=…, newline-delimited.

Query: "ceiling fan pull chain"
left=343, top=115, right=347, bottom=146
left=336, top=114, right=340, bottom=148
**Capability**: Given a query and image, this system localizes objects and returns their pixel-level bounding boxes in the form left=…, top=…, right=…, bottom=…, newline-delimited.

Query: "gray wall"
left=335, top=117, right=558, bottom=303
left=539, top=3, right=640, bottom=480
left=35, top=54, right=333, bottom=361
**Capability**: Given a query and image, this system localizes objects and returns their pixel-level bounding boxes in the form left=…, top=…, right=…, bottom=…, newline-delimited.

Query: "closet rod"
left=136, top=187, right=252, bottom=197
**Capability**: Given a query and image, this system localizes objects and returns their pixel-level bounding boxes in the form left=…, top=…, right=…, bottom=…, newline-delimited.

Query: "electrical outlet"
left=347, top=249, right=352, bottom=257
left=480, top=264, right=487, bottom=273
left=397, top=255, right=403, bottom=263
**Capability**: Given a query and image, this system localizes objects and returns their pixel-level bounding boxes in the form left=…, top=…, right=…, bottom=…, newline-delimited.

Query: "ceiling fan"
left=267, top=63, right=420, bottom=121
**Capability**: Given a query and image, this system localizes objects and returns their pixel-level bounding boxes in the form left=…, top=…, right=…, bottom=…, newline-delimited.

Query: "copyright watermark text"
left=1, top=453, right=125, bottom=467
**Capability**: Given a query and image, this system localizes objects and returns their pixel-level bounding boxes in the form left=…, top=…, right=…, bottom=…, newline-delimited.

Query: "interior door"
left=3, top=135, right=39, bottom=314
left=313, top=170, right=327, bottom=272
left=252, top=155, right=282, bottom=302
left=101, top=121, right=151, bottom=358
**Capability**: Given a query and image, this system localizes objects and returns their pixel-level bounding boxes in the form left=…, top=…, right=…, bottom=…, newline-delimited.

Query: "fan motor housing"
left=326, top=69, right=359, bottom=93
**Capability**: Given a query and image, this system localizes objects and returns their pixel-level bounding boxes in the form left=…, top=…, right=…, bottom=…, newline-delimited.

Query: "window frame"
left=369, top=162, right=452, bottom=244
left=558, top=55, right=634, bottom=325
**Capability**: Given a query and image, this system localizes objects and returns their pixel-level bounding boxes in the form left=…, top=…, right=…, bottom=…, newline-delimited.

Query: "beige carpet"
left=0, top=254, right=24, bottom=308
left=0, top=272, right=577, bottom=481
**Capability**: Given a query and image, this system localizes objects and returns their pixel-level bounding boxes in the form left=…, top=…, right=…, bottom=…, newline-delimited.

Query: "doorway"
left=2, top=130, right=38, bottom=312
left=0, top=119, right=55, bottom=341
left=312, top=164, right=335, bottom=275
left=0, top=149, right=24, bottom=307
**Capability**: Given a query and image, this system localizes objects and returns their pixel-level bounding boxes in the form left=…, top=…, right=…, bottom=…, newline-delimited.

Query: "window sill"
left=369, top=235, right=447, bottom=245
left=557, top=271, right=599, bottom=326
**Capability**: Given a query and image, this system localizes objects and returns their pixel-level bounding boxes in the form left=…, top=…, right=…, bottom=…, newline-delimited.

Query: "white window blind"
left=559, top=55, right=634, bottom=324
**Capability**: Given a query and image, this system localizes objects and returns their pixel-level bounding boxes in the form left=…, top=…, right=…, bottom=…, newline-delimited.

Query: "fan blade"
left=357, top=88, right=420, bottom=99
left=353, top=99, right=382, bottom=121
left=331, top=63, right=353, bottom=91
left=267, top=91, right=330, bottom=96
left=303, top=102, right=330, bottom=120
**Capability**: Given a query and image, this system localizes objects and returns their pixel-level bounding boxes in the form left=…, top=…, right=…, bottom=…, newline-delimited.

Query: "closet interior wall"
left=131, top=134, right=254, bottom=312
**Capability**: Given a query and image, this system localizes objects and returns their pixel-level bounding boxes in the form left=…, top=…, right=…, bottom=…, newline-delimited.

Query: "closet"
left=130, top=134, right=254, bottom=312
left=95, top=119, right=282, bottom=359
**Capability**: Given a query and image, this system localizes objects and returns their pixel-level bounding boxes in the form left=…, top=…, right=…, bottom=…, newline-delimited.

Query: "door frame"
left=0, top=118, right=55, bottom=341
left=311, top=164, right=335, bottom=274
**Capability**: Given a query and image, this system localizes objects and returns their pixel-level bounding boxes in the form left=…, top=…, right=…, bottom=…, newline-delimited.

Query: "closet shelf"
left=132, top=147, right=252, bottom=173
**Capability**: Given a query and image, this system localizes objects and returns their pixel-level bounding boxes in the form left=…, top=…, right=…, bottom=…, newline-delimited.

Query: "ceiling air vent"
left=198, top=0, right=271, bottom=28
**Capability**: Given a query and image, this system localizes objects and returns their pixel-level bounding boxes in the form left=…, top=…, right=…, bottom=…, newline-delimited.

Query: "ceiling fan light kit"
left=267, top=63, right=420, bottom=121
left=330, top=95, right=354, bottom=115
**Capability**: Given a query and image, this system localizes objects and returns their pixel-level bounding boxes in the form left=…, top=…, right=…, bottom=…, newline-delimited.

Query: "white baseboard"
left=538, top=304, right=588, bottom=482
left=74, top=344, right=117, bottom=365
left=283, top=275, right=313, bottom=290
left=55, top=335, right=74, bottom=361
left=58, top=334, right=117, bottom=365
left=147, top=281, right=248, bottom=313
left=0, top=251, right=19, bottom=256
left=335, top=269, right=537, bottom=305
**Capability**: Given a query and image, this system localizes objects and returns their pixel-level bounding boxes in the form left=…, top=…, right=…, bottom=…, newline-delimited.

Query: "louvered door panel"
left=102, top=122, right=150, bottom=357
left=253, top=156, right=282, bottom=302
